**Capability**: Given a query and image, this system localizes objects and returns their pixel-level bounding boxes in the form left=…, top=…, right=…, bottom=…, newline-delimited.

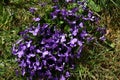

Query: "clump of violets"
left=12, top=0, right=106, bottom=80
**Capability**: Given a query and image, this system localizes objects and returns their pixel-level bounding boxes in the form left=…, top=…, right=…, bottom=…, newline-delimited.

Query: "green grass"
left=0, top=0, right=120, bottom=80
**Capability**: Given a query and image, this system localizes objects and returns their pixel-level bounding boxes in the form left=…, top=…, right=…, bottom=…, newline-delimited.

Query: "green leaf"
left=60, top=21, right=64, bottom=24
left=78, top=7, right=83, bottom=13
left=105, top=41, right=115, bottom=48
left=64, top=25, right=70, bottom=32
left=88, top=0, right=101, bottom=12
left=109, top=43, right=115, bottom=48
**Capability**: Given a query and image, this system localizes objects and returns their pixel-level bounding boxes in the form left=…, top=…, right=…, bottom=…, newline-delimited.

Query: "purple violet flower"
left=29, top=7, right=37, bottom=13
left=60, top=75, right=66, bottom=80
left=32, top=17, right=40, bottom=22
left=12, top=1, right=106, bottom=80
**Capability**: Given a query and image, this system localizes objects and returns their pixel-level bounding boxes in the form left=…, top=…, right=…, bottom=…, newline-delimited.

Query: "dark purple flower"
left=52, top=0, right=58, bottom=3
left=60, top=75, right=65, bottom=80
left=87, top=37, right=94, bottom=43
left=100, top=36, right=106, bottom=41
left=72, top=7, right=79, bottom=13
left=12, top=0, right=106, bottom=80
left=17, top=50, right=24, bottom=58
left=65, top=71, right=70, bottom=78
left=72, top=29, right=78, bottom=36
left=29, top=24, right=40, bottom=36
left=97, top=27, right=106, bottom=35
left=69, top=38, right=78, bottom=47
left=32, top=17, right=40, bottom=22
left=60, top=34, right=66, bottom=43
left=27, top=54, right=35, bottom=58
left=15, top=69, right=19, bottom=76
left=80, top=30, right=88, bottom=38
left=79, top=22, right=83, bottom=28
left=29, top=7, right=37, bottom=13
left=22, top=69, right=25, bottom=76
left=42, top=51, right=49, bottom=58
left=51, top=13, right=57, bottom=19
